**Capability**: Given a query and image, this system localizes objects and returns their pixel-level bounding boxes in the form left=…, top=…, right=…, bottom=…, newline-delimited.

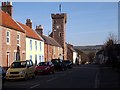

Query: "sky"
left=11, top=2, right=118, bottom=46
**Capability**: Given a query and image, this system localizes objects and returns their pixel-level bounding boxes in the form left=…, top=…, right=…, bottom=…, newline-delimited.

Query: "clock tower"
left=51, top=13, right=67, bottom=60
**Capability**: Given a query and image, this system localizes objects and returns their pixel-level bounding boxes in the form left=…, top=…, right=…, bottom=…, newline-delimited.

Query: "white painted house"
left=18, top=19, right=44, bottom=65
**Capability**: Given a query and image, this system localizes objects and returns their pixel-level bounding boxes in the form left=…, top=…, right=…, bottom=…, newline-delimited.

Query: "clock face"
left=56, top=25, right=59, bottom=29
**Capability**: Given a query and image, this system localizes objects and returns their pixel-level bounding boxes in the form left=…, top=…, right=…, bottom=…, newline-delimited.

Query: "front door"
left=6, top=52, right=10, bottom=68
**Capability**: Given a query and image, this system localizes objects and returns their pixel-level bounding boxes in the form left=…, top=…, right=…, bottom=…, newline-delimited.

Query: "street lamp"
left=48, top=31, right=51, bottom=61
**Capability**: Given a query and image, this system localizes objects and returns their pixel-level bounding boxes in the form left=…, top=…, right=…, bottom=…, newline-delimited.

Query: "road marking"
left=94, top=72, right=100, bottom=88
left=74, top=67, right=97, bottom=69
left=47, top=77, right=57, bottom=82
left=29, top=84, right=40, bottom=89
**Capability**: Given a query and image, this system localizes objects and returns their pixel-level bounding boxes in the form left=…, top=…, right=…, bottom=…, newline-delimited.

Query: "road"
left=2, top=64, right=120, bottom=89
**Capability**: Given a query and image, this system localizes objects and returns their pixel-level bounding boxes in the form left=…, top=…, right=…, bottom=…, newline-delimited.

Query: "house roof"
left=18, top=22, right=43, bottom=41
left=0, top=10, right=25, bottom=33
left=67, top=44, right=76, bottom=52
left=41, top=35, right=62, bottom=47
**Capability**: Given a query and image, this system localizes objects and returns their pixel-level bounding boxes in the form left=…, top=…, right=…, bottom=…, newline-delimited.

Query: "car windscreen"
left=38, top=62, right=47, bottom=66
left=52, top=60, right=60, bottom=65
left=10, top=61, right=26, bottom=68
left=63, top=61, right=70, bottom=63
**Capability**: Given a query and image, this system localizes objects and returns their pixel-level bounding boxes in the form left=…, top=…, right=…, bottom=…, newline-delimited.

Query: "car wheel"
left=32, top=73, right=35, bottom=79
left=61, top=67, right=64, bottom=71
left=52, top=70, right=55, bottom=74
left=24, top=74, right=28, bottom=81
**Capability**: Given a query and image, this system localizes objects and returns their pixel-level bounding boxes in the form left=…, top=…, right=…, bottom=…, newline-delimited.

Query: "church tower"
left=51, top=12, right=67, bottom=60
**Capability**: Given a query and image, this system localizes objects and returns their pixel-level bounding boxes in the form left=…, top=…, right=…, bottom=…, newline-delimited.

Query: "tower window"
left=59, top=32, right=62, bottom=37
left=54, top=20, right=57, bottom=24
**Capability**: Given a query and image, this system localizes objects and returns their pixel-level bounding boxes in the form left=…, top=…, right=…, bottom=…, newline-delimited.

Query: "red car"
left=35, top=62, right=55, bottom=75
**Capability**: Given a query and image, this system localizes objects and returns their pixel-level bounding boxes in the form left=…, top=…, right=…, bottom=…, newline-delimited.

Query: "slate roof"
left=41, top=35, right=62, bottom=47
left=67, top=44, right=76, bottom=52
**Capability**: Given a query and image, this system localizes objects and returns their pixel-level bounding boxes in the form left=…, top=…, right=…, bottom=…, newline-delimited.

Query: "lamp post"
left=48, top=31, right=51, bottom=61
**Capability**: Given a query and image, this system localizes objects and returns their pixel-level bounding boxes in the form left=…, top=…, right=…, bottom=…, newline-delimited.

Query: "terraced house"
left=18, top=20, right=44, bottom=65
left=0, top=2, right=26, bottom=69
left=35, top=25, right=63, bottom=62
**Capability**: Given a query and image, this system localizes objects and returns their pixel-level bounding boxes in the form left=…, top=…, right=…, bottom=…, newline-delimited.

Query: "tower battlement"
left=51, top=13, right=67, bottom=23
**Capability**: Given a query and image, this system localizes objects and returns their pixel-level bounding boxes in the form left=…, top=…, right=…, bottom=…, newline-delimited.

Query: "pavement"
left=99, top=65, right=120, bottom=88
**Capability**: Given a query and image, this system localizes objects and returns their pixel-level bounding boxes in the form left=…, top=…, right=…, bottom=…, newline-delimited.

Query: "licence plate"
left=38, top=70, right=43, bottom=72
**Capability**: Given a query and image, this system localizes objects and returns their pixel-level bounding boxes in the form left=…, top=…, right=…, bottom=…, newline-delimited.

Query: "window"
left=59, top=32, right=62, bottom=37
left=53, top=46, right=55, bottom=54
left=35, top=41, right=37, bottom=51
left=39, top=56, right=41, bottom=62
left=6, top=31, right=10, bottom=44
left=30, top=55, right=32, bottom=60
left=17, top=34, right=20, bottom=46
left=58, top=47, right=59, bottom=52
left=42, top=56, right=44, bottom=61
left=40, top=42, right=42, bottom=51
left=30, top=40, right=32, bottom=50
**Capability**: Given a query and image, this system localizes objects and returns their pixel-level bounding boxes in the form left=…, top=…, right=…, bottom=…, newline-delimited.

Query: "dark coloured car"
left=35, top=62, right=55, bottom=75
left=63, top=60, right=73, bottom=69
left=51, top=59, right=66, bottom=71
left=0, top=66, right=6, bottom=83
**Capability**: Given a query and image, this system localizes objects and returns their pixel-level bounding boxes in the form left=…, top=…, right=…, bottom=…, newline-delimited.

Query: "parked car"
left=51, top=59, right=66, bottom=71
left=63, top=60, right=73, bottom=69
left=6, top=60, right=35, bottom=81
left=0, top=66, right=6, bottom=83
left=35, top=61, right=55, bottom=75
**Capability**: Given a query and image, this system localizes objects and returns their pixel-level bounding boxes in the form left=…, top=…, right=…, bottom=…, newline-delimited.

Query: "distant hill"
left=74, top=45, right=103, bottom=54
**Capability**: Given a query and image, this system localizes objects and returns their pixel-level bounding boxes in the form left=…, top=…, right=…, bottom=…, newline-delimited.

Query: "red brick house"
left=35, top=25, right=63, bottom=61
left=0, top=2, right=26, bottom=69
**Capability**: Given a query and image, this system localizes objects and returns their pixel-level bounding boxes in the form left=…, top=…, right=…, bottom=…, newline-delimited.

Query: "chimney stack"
left=26, top=19, right=32, bottom=29
left=35, top=25, right=43, bottom=35
left=1, top=1, right=13, bottom=17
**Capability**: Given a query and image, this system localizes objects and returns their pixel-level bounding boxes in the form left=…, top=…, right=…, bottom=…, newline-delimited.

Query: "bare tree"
left=87, top=52, right=95, bottom=63
left=103, top=33, right=118, bottom=65
left=104, top=33, right=118, bottom=46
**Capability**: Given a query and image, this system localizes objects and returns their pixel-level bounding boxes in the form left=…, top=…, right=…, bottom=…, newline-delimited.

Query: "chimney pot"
left=1, top=2, right=12, bottom=17
left=35, top=25, right=43, bottom=35
left=26, top=19, right=32, bottom=29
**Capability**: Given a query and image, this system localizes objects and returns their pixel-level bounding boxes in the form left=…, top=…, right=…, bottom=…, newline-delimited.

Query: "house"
left=67, top=44, right=79, bottom=64
left=18, top=20, right=44, bottom=65
left=35, top=25, right=63, bottom=61
left=74, top=48, right=89, bottom=64
left=0, top=2, right=26, bottom=69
